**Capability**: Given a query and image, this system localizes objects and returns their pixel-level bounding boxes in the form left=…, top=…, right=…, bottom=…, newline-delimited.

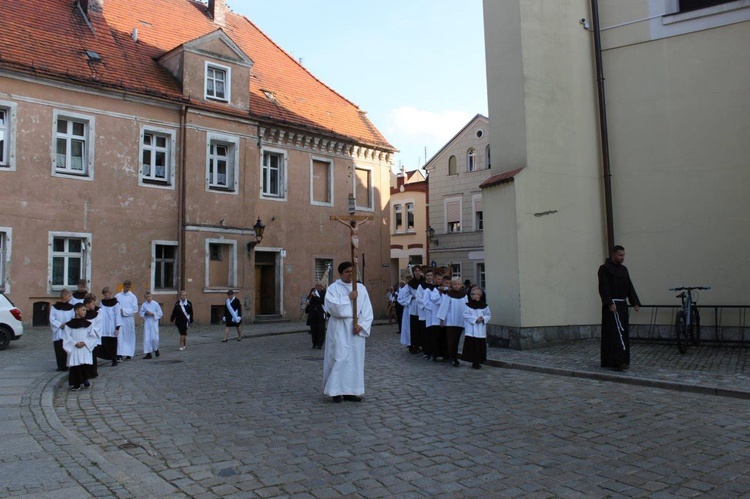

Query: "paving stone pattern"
left=1, top=324, right=749, bottom=497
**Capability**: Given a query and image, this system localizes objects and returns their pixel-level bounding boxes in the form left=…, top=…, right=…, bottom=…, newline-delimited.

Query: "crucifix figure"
left=330, top=210, right=373, bottom=330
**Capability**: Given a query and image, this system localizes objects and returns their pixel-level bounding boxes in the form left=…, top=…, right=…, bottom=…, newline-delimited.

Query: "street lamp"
left=246, top=217, right=266, bottom=252
left=426, top=225, right=438, bottom=246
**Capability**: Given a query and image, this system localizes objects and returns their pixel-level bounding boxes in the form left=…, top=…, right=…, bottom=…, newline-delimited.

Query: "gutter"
left=591, top=0, right=615, bottom=251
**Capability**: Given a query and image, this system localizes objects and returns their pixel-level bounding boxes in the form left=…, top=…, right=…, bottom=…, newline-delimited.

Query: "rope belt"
left=612, top=299, right=627, bottom=351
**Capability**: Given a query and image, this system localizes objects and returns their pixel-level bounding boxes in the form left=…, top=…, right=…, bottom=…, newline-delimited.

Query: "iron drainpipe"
left=178, top=105, right=188, bottom=291
left=591, top=0, right=615, bottom=252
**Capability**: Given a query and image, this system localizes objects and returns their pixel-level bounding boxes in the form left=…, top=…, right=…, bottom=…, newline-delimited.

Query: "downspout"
left=178, top=104, right=188, bottom=291
left=591, top=0, right=615, bottom=251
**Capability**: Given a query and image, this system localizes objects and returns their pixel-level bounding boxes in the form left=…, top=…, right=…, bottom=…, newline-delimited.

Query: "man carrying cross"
left=322, top=261, right=373, bottom=403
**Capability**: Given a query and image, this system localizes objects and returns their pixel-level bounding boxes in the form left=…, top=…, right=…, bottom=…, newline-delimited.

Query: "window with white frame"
left=653, top=0, right=750, bottom=39
left=393, top=204, right=403, bottom=232
left=207, top=134, right=239, bottom=192
left=448, top=155, right=457, bottom=175
left=445, top=197, right=462, bottom=233
left=310, top=157, right=332, bottom=205
left=262, top=148, right=286, bottom=199
left=406, top=203, right=415, bottom=231
left=354, top=166, right=374, bottom=210
left=205, top=62, right=230, bottom=102
left=53, top=111, right=94, bottom=178
left=451, top=263, right=462, bottom=280
left=0, top=102, right=17, bottom=170
left=153, top=242, right=178, bottom=291
left=205, top=239, right=237, bottom=288
left=677, top=0, right=736, bottom=12
left=476, top=263, right=486, bottom=290
left=50, top=233, right=90, bottom=290
left=473, top=195, right=483, bottom=231
left=467, top=148, right=476, bottom=172
left=140, top=128, right=175, bottom=187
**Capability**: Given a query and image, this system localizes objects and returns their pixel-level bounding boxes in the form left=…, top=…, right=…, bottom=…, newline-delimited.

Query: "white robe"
left=116, top=291, right=138, bottom=356
left=49, top=303, right=75, bottom=342
left=437, top=293, right=468, bottom=327
left=463, top=305, right=492, bottom=338
left=99, top=301, right=122, bottom=337
left=422, top=285, right=443, bottom=328
left=397, top=284, right=415, bottom=346
left=139, top=300, right=163, bottom=354
left=63, top=322, right=97, bottom=367
left=323, top=279, right=373, bottom=397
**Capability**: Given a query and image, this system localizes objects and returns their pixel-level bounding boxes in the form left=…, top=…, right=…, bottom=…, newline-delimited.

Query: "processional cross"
left=330, top=194, right=373, bottom=330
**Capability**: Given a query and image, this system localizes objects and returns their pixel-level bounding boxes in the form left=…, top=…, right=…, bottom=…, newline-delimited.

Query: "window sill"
left=203, top=287, right=237, bottom=294
left=209, top=185, right=237, bottom=193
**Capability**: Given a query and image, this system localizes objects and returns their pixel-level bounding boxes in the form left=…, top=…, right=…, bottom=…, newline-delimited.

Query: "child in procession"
left=463, top=286, right=491, bottom=369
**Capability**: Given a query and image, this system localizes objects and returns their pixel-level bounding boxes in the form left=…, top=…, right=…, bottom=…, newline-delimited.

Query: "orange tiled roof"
left=479, top=167, right=524, bottom=188
left=0, top=0, right=393, bottom=150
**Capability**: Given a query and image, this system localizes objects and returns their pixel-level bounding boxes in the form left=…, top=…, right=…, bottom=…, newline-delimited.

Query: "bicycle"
left=669, top=286, right=710, bottom=354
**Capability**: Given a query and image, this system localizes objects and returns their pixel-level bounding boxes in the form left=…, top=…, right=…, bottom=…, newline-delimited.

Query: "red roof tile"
left=0, top=0, right=393, bottom=150
left=479, top=167, right=524, bottom=189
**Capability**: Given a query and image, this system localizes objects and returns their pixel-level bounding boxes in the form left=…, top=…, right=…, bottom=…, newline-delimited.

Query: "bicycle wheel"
left=691, top=307, right=701, bottom=346
left=675, top=310, right=688, bottom=354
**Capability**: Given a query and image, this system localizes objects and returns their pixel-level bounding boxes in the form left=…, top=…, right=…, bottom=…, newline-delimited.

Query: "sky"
left=229, top=0, right=488, bottom=172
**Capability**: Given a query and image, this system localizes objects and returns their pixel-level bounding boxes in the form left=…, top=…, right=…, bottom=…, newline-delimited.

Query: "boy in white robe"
left=83, top=294, right=103, bottom=378
left=139, top=291, right=163, bottom=359
left=437, top=277, right=468, bottom=367
left=99, top=287, right=122, bottom=366
left=323, top=261, right=373, bottom=403
left=116, top=280, right=138, bottom=360
left=463, top=287, right=492, bottom=369
left=63, top=303, right=97, bottom=390
left=50, top=289, right=75, bottom=372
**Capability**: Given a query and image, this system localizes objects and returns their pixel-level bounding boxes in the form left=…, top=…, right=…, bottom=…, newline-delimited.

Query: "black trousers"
left=409, top=315, right=421, bottom=349
left=68, top=364, right=90, bottom=387
left=310, top=319, right=326, bottom=347
left=426, top=325, right=447, bottom=359
left=53, top=340, right=67, bottom=370
left=99, top=337, right=118, bottom=360
left=87, top=346, right=99, bottom=378
left=395, top=304, right=404, bottom=333
left=445, top=326, right=463, bottom=360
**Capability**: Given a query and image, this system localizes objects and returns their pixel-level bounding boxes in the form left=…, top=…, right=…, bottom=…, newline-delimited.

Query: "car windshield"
left=0, top=294, right=14, bottom=307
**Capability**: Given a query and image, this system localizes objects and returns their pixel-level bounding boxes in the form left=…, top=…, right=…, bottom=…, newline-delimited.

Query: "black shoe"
left=116, top=356, right=123, bottom=361
left=452, top=359, right=460, bottom=367
left=343, top=395, right=363, bottom=402
left=472, top=363, right=482, bottom=369
left=111, top=360, right=118, bottom=367
left=332, top=395, right=343, bottom=403
left=83, top=380, right=91, bottom=389
left=70, top=385, right=81, bottom=391
left=155, top=350, right=160, bottom=358
left=143, top=353, right=152, bottom=359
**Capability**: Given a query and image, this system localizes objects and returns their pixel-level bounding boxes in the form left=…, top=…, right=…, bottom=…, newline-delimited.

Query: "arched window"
left=448, top=155, right=457, bottom=175
left=467, top=148, right=476, bottom=172
left=485, top=145, right=491, bottom=169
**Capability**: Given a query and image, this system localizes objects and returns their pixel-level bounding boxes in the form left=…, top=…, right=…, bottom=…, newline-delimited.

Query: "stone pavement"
left=1, top=322, right=749, bottom=497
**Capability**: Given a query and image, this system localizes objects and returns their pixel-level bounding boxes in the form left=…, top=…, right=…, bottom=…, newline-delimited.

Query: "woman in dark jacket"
left=306, top=281, right=327, bottom=349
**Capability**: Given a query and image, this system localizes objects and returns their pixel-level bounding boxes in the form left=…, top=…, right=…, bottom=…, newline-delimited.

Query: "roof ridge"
left=231, top=11, right=362, bottom=112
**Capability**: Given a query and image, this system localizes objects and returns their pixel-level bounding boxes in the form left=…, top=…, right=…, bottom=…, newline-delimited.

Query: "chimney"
left=208, top=0, right=226, bottom=26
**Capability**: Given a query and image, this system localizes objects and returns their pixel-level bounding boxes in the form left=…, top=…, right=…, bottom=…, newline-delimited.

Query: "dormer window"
left=205, top=62, right=230, bottom=102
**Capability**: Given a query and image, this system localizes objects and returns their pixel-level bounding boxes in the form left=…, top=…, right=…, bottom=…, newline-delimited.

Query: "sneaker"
left=83, top=381, right=91, bottom=389
left=155, top=350, right=160, bottom=358
left=178, top=347, right=184, bottom=351
left=70, top=385, right=81, bottom=391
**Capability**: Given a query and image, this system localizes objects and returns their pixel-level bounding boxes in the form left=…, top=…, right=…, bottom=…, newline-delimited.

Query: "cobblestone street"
left=2, top=324, right=750, bottom=497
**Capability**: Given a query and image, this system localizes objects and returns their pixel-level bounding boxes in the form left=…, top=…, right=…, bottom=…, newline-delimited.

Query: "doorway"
left=254, top=251, right=278, bottom=315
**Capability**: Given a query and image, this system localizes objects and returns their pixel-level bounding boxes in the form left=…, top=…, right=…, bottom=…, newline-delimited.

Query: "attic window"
left=262, top=90, right=277, bottom=103
left=85, top=51, right=101, bottom=62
